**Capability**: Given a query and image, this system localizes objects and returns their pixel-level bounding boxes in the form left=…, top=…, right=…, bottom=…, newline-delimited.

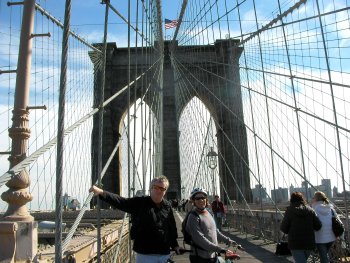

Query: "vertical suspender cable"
left=113, top=213, right=128, bottom=263
left=281, top=1, right=310, bottom=201
left=171, top=0, right=187, bottom=51
left=127, top=0, right=131, bottom=198
left=55, top=0, right=71, bottom=261
left=315, top=0, right=350, bottom=240
left=132, top=0, right=139, bottom=197
left=192, top=118, right=213, bottom=189
left=127, top=0, right=132, bottom=259
left=155, top=0, right=164, bottom=175
left=235, top=0, right=265, bottom=238
left=141, top=2, right=146, bottom=193
left=145, top=0, right=151, bottom=181
left=146, top=0, right=153, bottom=181
left=252, top=0, right=279, bottom=241
left=276, top=0, right=308, bottom=197
left=97, top=1, right=109, bottom=262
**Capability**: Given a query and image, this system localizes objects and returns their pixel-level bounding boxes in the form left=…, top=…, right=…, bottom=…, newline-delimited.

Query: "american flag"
left=165, top=18, right=178, bottom=29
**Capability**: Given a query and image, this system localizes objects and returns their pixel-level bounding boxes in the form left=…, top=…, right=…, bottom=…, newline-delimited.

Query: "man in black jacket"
left=90, top=175, right=182, bottom=262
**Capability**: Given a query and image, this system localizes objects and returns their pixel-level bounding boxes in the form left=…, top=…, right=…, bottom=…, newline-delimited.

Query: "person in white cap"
left=185, top=188, right=239, bottom=263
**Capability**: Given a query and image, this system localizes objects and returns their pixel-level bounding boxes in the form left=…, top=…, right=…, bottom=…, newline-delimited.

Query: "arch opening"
left=178, top=97, right=219, bottom=201
left=119, top=98, right=156, bottom=197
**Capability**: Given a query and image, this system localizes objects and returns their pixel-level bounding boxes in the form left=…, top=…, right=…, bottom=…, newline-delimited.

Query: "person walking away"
left=181, top=199, right=187, bottom=212
left=90, top=175, right=183, bottom=263
left=312, top=191, right=337, bottom=263
left=185, top=198, right=193, bottom=213
left=211, top=195, right=225, bottom=231
left=280, top=191, right=322, bottom=263
left=186, top=188, right=238, bottom=263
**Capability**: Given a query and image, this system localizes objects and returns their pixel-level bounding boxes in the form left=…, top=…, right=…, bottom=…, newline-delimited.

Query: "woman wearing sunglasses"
left=185, top=188, right=238, bottom=263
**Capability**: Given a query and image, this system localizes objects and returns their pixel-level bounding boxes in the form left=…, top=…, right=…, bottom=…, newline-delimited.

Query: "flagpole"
left=164, top=19, right=166, bottom=40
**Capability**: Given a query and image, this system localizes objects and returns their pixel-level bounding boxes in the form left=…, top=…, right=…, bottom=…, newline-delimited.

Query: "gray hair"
left=150, top=175, right=169, bottom=190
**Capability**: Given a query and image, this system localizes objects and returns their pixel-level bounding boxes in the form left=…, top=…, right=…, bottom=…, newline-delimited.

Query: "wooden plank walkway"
left=172, top=211, right=294, bottom=263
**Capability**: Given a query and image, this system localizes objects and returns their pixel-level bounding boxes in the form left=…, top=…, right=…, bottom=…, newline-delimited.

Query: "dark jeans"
left=214, top=214, right=223, bottom=231
left=316, top=242, right=334, bottom=263
left=290, top=249, right=312, bottom=263
left=189, top=255, right=217, bottom=263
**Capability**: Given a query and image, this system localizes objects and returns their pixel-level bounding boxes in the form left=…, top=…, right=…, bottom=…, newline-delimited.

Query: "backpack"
left=181, top=211, right=201, bottom=247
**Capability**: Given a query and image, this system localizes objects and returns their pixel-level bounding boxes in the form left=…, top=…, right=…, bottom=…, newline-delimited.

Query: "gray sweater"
left=186, top=208, right=233, bottom=259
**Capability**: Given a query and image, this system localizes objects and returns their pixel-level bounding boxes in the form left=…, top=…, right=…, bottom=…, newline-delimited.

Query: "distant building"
left=312, top=179, right=332, bottom=198
left=289, top=179, right=332, bottom=201
left=271, top=187, right=288, bottom=203
left=333, top=186, right=338, bottom=198
left=336, top=191, right=350, bottom=197
left=333, top=186, right=350, bottom=198
left=290, top=182, right=312, bottom=200
left=252, top=184, right=268, bottom=203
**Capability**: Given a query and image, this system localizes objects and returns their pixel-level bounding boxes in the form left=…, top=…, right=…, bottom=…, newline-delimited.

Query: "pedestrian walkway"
left=172, top=211, right=294, bottom=263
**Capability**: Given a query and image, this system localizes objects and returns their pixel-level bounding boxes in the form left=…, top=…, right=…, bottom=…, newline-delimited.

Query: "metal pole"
left=55, top=0, right=71, bottom=261
left=96, top=1, right=109, bottom=262
left=2, top=0, right=35, bottom=222
left=212, top=168, right=215, bottom=196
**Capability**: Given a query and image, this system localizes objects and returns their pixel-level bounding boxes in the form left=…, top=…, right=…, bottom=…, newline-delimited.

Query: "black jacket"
left=100, top=192, right=179, bottom=254
left=280, top=202, right=322, bottom=250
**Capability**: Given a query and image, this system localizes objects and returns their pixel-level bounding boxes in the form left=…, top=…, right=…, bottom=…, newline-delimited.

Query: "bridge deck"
left=173, top=211, right=293, bottom=263
left=35, top=210, right=294, bottom=262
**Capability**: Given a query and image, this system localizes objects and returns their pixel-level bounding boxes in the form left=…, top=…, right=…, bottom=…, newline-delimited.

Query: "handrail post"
left=0, top=0, right=38, bottom=261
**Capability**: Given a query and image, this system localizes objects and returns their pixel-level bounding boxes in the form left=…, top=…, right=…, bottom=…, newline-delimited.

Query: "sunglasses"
left=194, top=196, right=206, bottom=201
left=152, top=185, right=167, bottom=192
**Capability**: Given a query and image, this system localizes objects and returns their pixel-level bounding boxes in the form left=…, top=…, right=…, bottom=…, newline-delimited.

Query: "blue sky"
left=0, top=0, right=288, bottom=50
left=1, top=0, right=350, bottom=211
left=31, top=0, right=184, bottom=45
left=0, top=0, right=184, bottom=50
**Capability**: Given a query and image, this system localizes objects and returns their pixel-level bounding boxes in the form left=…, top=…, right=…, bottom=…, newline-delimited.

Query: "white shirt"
left=312, top=201, right=336, bottom=243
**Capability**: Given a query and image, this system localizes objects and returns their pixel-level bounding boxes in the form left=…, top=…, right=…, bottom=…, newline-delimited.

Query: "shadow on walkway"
left=173, top=211, right=294, bottom=263
left=223, top=229, right=294, bottom=263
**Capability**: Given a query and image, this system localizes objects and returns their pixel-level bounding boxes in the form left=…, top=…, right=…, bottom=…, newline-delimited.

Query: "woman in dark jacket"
left=280, top=192, right=322, bottom=263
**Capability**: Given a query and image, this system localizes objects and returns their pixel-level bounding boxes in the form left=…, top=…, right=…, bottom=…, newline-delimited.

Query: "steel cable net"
left=0, top=0, right=163, bottom=205
left=171, top=0, right=350, bottom=208
left=120, top=100, right=157, bottom=197
left=0, top=1, right=19, bottom=211
left=0, top=0, right=349, bottom=260
left=178, top=97, right=219, bottom=200
left=167, top=0, right=350, bottom=248
left=1, top=0, right=164, bottom=260
left=0, top=1, right=95, bottom=211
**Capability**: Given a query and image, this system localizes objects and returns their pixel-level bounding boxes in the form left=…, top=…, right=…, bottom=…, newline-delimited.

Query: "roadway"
left=172, top=211, right=294, bottom=263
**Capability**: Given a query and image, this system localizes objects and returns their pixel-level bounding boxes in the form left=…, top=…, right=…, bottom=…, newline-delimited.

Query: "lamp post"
left=206, top=147, right=218, bottom=198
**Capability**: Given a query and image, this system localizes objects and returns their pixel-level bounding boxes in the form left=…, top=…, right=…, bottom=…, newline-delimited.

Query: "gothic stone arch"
left=90, top=40, right=252, bottom=207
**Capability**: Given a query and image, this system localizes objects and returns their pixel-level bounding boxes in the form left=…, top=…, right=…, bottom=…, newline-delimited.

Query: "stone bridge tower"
left=90, top=39, right=252, bottom=206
